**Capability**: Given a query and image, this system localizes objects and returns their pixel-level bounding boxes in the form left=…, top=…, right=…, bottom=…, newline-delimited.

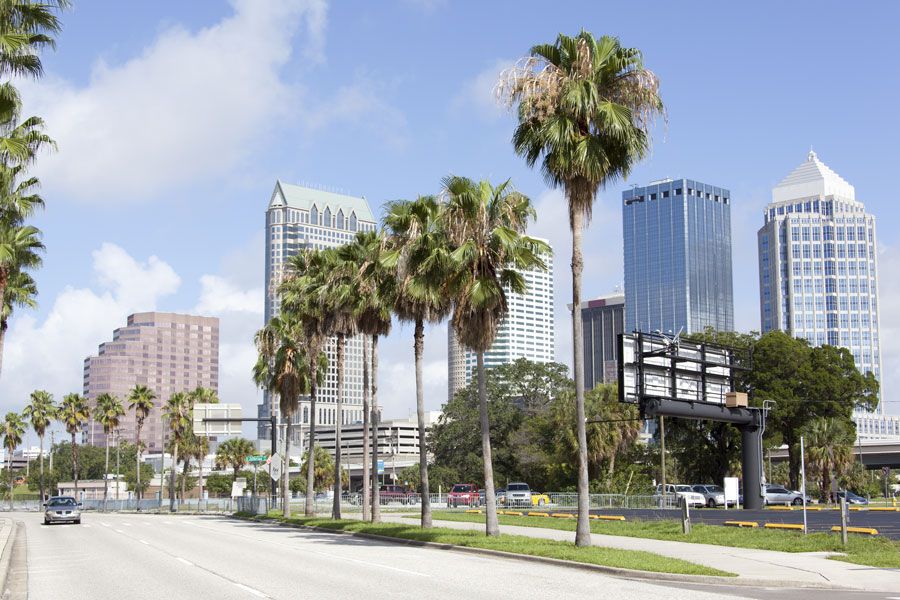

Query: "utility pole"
left=115, top=429, right=120, bottom=501
left=49, top=431, right=54, bottom=473
left=659, top=416, right=667, bottom=508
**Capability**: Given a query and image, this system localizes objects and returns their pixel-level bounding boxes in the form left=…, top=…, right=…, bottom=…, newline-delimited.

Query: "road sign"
left=247, top=456, right=266, bottom=463
left=377, top=460, right=384, bottom=474
left=269, top=454, right=283, bottom=482
left=193, top=403, right=243, bottom=436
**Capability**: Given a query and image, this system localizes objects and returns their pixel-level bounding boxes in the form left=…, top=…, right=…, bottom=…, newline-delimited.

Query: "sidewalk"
left=381, top=513, right=900, bottom=592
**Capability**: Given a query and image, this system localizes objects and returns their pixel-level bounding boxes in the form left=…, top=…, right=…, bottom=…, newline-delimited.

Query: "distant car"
left=447, top=484, right=479, bottom=508
left=692, top=484, right=733, bottom=508
left=654, top=484, right=705, bottom=508
left=764, top=484, right=804, bottom=506
left=503, top=482, right=534, bottom=508
left=836, top=490, right=868, bottom=505
left=43, top=496, right=81, bottom=525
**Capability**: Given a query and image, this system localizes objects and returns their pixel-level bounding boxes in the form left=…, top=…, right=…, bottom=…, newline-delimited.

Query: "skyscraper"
left=259, top=181, right=378, bottom=442
left=574, top=293, right=625, bottom=390
left=623, top=178, right=734, bottom=336
left=757, top=151, right=883, bottom=416
left=447, top=239, right=554, bottom=401
left=83, top=312, right=219, bottom=450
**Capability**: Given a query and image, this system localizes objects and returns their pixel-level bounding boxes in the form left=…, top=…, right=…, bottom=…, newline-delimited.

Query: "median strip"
left=868, top=507, right=898, bottom=512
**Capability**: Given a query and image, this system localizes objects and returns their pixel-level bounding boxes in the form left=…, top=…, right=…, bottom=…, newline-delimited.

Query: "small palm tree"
left=94, top=392, right=124, bottom=511
left=0, top=265, right=36, bottom=366
left=163, top=391, right=190, bottom=510
left=1, top=411, right=25, bottom=509
left=804, top=417, right=854, bottom=503
left=127, top=384, right=156, bottom=505
left=442, top=176, right=548, bottom=536
left=499, top=31, right=663, bottom=545
left=0, top=223, right=42, bottom=376
left=382, top=195, right=453, bottom=528
left=215, top=437, right=255, bottom=481
left=22, top=389, right=53, bottom=502
left=57, top=393, right=90, bottom=500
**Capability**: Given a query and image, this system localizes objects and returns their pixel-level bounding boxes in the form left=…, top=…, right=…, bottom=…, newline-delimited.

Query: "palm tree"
left=94, top=392, right=124, bottom=511
left=163, top=391, right=189, bottom=510
left=0, top=267, right=35, bottom=365
left=0, top=222, right=42, bottom=376
left=382, top=195, right=453, bottom=528
left=339, top=231, right=393, bottom=523
left=21, top=389, right=53, bottom=502
left=804, top=417, right=854, bottom=504
left=442, top=176, right=547, bottom=536
left=127, top=384, right=156, bottom=505
left=280, top=248, right=332, bottom=517
left=252, top=312, right=313, bottom=518
left=215, top=437, right=255, bottom=481
left=499, top=31, right=663, bottom=545
left=1, top=411, right=24, bottom=508
left=0, top=0, right=70, bottom=81
left=57, top=393, right=89, bottom=500
left=189, top=386, right=218, bottom=501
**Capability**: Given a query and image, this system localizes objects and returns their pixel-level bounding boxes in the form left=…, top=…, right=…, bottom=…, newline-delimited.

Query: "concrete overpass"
left=770, top=438, right=900, bottom=468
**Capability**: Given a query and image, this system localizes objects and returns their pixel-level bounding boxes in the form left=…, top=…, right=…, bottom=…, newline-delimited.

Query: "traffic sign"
left=247, top=456, right=266, bottom=463
left=269, top=454, right=283, bottom=482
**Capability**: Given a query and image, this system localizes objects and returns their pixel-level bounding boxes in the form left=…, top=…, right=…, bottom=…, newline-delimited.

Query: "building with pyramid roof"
left=757, top=151, right=884, bottom=421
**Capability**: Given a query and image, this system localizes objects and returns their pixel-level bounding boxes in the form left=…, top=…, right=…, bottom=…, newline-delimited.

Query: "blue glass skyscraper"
left=623, top=178, right=734, bottom=336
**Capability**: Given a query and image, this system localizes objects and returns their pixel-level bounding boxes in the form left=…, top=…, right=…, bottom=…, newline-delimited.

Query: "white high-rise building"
left=757, top=151, right=883, bottom=417
left=448, top=240, right=555, bottom=401
left=258, top=181, right=378, bottom=442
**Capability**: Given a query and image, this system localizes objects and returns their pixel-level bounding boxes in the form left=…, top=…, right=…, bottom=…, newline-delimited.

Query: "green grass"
left=423, top=511, right=900, bottom=569
left=250, top=511, right=732, bottom=577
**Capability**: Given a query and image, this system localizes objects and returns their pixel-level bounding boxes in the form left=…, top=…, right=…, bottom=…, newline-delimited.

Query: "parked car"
left=691, top=484, right=733, bottom=508
left=654, top=484, right=705, bottom=508
left=352, top=485, right=415, bottom=505
left=836, top=490, right=868, bottom=505
left=503, top=482, right=534, bottom=508
left=764, top=484, right=804, bottom=506
left=478, top=489, right=506, bottom=505
left=43, top=496, right=81, bottom=525
left=447, top=484, right=480, bottom=507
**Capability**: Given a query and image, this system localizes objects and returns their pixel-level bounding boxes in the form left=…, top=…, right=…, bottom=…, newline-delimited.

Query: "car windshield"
left=48, top=498, right=76, bottom=507
left=707, top=486, right=724, bottom=493
left=507, top=484, right=529, bottom=491
left=451, top=485, right=470, bottom=492
left=675, top=486, right=693, bottom=492
left=692, top=486, right=707, bottom=493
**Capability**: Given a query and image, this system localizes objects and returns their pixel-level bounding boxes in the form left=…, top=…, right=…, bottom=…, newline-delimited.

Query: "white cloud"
left=20, top=0, right=325, bottom=203
left=450, top=59, right=512, bottom=122
left=195, top=275, right=263, bottom=315
left=377, top=321, right=448, bottom=418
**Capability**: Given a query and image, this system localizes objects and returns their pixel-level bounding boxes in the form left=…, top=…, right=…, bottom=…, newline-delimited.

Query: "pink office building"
left=82, top=312, right=219, bottom=450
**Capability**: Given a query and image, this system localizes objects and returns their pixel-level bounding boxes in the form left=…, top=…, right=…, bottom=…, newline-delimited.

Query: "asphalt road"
left=13, top=512, right=900, bottom=600
left=582, top=507, right=900, bottom=538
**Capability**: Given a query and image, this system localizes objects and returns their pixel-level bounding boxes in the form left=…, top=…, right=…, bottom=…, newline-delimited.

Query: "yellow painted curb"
left=765, top=506, right=792, bottom=510
left=869, top=507, right=899, bottom=512
left=528, top=512, right=550, bottom=517
left=831, top=526, right=878, bottom=535
left=503, top=511, right=523, bottom=516
left=723, top=521, right=758, bottom=528
left=590, top=515, right=626, bottom=521
left=764, top=523, right=804, bottom=530
left=551, top=513, right=575, bottom=518
left=801, top=506, right=821, bottom=510
left=849, top=506, right=862, bottom=511
left=465, top=510, right=482, bottom=514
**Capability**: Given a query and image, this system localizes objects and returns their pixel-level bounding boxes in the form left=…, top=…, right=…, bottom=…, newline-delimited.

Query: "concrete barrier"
left=831, top=526, right=878, bottom=535
left=764, top=523, right=804, bottom=530
left=724, top=521, right=758, bottom=528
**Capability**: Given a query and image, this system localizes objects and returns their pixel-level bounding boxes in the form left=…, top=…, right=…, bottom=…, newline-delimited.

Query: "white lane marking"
left=100, top=523, right=110, bottom=527
left=176, top=557, right=194, bottom=566
left=139, top=540, right=149, bottom=545
left=122, top=523, right=133, bottom=527
left=233, top=583, right=267, bottom=598
left=164, top=521, right=174, bottom=525
left=114, top=529, right=124, bottom=533
left=81, top=524, right=91, bottom=528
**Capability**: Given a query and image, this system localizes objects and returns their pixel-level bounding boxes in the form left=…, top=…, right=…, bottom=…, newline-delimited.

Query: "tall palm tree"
left=163, top=391, right=189, bottom=510
left=215, top=437, right=255, bottom=481
left=499, top=31, right=663, bottom=545
left=127, top=384, right=156, bottom=505
left=280, top=248, right=332, bottom=517
left=382, top=195, right=453, bottom=528
left=189, top=386, right=218, bottom=501
left=0, top=222, right=41, bottom=376
left=0, top=267, right=35, bottom=364
left=21, top=388, right=53, bottom=502
left=94, top=392, right=124, bottom=511
left=1, top=411, right=24, bottom=508
left=192, top=434, right=210, bottom=503
left=340, top=231, right=393, bottom=523
left=0, top=0, right=70, bottom=81
left=804, top=417, right=854, bottom=503
left=57, top=393, right=89, bottom=500
left=442, top=176, right=547, bottom=536
left=253, top=313, right=311, bottom=518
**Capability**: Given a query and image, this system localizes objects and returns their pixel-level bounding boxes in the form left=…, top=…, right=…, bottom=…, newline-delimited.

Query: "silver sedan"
left=43, top=496, right=82, bottom=525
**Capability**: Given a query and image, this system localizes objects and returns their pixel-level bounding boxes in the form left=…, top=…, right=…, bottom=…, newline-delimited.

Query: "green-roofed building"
left=258, top=181, right=378, bottom=443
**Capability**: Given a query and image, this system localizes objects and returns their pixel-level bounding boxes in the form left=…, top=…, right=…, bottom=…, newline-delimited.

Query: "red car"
left=447, top=484, right=479, bottom=507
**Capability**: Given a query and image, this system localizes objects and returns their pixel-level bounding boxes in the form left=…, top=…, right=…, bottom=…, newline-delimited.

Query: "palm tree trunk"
left=0, top=320, right=6, bottom=379
left=72, top=432, right=79, bottom=501
left=104, top=433, right=110, bottom=512
left=477, top=351, right=499, bottom=536
left=135, top=425, right=142, bottom=505
left=362, top=334, right=371, bottom=521
left=283, top=420, right=291, bottom=518
left=571, top=207, right=591, bottom=547
left=371, top=335, right=381, bottom=524
left=332, top=334, right=344, bottom=520
left=169, top=441, right=178, bottom=511
left=305, top=372, right=318, bottom=517
left=38, top=433, right=45, bottom=503
left=7, top=453, right=12, bottom=511
left=414, top=319, right=431, bottom=528
left=180, top=457, right=188, bottom=502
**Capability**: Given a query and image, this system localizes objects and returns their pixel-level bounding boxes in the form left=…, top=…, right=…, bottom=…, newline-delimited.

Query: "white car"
left=655, top=484, right=705, bottom=508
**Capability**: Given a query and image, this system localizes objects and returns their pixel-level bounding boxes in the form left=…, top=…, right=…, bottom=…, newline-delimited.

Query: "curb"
left=0, top=518, right=16, bottom=594
left=229, top=515, right=853, bottom=591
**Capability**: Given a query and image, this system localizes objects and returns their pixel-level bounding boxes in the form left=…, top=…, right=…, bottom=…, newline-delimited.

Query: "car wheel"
left=707, top=499, right=716, bottom=508
left=75, top=518, right=81, bottom=524
left=43, top=518, right=49, bottom=525
left=792, top=498, right=802, bottom=506
left=538, top=498, right=546, bottom=506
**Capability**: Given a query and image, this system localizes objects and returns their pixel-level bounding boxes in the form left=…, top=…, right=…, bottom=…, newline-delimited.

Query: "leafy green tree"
left=205, top=473, right=232, bottom=497
left=299, top=445, right=334, bottom=493
left=123, top=461, right=154, bottom=495
left=188, top=386, right=217, bottom=500
left=127, top=384, right=156, bottom=503
left=94, top=392, right=124, bottom=511
left=235, top=469, right=272, bottom=495
left=1, top=411, right=24, bottom=507
left=57, top=392, right=89, bottom=498
left=288, top=474, right=307, bottom=496
left=214, top=437, right=255, bottom=480
left=22, top=388, right=53, bottom=501
left=803, top=417, right=855, bottom=503
left=442, top=175, right=547, bottom=536
left=501, top=30, right=664, bottom=546
left=43, top=440, right=106, bottom=482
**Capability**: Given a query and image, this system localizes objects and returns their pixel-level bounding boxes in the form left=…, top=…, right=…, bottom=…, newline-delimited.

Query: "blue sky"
left=5, top=0, right=899, bottom=441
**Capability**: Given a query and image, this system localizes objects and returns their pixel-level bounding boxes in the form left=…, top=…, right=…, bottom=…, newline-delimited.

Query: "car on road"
left=655, top=484, right=705, bottom=508
left=836, top=490, right=868, bottom=505
left=764, top=484, right=805, bottom=506
left=447, top=484, right=479, bottom=507
left=43, top=496, right=81, bottom=525
left=692, top=484, right=734, bottom=508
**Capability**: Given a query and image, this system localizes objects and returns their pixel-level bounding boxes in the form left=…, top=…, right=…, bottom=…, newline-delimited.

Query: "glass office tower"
left=623, top=178, right=734, bottom=336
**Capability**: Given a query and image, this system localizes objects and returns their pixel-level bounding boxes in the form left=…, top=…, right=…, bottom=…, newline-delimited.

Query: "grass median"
left=423, top=511, right=900, bottom=568
left=241, top=511, right=733, bottom=577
